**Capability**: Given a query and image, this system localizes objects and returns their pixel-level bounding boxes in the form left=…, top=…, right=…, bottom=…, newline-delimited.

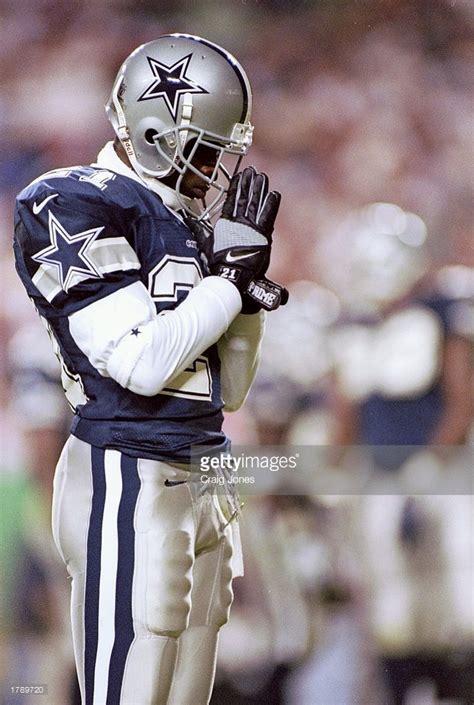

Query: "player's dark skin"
left=114, top=138, right=217, bottom=200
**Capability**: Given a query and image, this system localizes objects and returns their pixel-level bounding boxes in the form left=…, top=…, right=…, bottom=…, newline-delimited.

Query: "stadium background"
left=0, top=1, right=472, bottom=704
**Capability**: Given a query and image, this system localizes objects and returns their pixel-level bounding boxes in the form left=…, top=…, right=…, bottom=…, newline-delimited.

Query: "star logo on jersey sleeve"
left=32, top=210, right=104, bottom=292
left=137, top=53, right=208, bottom=121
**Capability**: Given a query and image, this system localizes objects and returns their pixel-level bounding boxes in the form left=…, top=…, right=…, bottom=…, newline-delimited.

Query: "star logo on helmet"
left=32, top=211, right=104, bottom=292
left=137, top=53, right=208, bottom=122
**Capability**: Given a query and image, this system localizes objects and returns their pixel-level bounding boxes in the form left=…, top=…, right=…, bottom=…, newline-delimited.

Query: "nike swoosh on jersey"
left=164, top=479, right=187, bottom=487
left=225, top=251, right=258, bottom=264
left=32, top=193, right=59, bottom=214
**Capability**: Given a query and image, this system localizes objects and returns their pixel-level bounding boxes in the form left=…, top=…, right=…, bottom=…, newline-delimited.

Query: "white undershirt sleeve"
left=68, top=277, right=242, bottom=397
left=217, top=311, right=265, bottom=411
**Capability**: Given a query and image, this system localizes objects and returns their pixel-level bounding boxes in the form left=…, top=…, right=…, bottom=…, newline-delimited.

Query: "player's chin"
left=186, top=185, right=209, bottom=200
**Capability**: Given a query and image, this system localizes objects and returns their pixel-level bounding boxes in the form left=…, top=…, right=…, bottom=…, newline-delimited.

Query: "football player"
left=321, top=202, right=472, bottom=457
left=13, top=34, right=287, bottom=705
left=320, top=203, right=473, bottom=705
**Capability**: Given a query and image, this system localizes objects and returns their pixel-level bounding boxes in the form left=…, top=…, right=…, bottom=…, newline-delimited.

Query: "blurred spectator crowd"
left=0, top=1, right=473, bottom=704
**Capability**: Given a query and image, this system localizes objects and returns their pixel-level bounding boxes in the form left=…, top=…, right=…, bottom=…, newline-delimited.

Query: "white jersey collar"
left=94, top=141, right=188, bottom=214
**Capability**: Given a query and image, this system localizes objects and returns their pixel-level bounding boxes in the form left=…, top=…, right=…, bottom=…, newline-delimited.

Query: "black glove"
left=186, top=215, right=289, bottom=314
left=220, top=165, right=281, bottom=241
left=190, top=166, right=281, bottom=292
left=187, top=166, right=288, bottom=312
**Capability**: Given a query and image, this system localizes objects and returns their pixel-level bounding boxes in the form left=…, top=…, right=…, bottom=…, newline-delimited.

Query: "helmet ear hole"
left=145, top=129, right=158, bottom=145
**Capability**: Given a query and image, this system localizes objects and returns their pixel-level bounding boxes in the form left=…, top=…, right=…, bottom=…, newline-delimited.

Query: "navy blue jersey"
left=14, top=165, right=227, bottom=462
left=358, top=295, right=456, bottom=468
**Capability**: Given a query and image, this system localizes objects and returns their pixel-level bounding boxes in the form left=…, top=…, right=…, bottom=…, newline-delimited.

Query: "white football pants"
left=52, top=435, right=237, bottom=705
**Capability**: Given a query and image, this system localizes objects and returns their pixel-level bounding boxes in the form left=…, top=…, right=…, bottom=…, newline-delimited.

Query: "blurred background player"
left=319, top=203, right=474, bottom=705
left=321, top=202, right=472, bottom=459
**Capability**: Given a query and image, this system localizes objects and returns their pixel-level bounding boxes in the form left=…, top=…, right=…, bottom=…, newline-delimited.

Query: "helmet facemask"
left=148, top=120, right=253, bottom=222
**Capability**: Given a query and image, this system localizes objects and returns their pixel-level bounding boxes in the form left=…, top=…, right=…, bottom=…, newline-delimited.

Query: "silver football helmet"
left=106, top=34, right=254, bottom=219
left=318, top=202, right=429, bottom=313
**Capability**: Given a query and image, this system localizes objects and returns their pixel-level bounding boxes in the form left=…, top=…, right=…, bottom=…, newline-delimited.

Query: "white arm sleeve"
left=68, top=277, right=242, bottom=397
left=217, top=311, right=265, bottom=411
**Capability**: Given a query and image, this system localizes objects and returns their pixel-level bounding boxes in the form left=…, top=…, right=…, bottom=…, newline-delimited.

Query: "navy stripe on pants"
left=107, top=454, right=140, bottom=704
left=84, top=446, right=106, bottom=705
